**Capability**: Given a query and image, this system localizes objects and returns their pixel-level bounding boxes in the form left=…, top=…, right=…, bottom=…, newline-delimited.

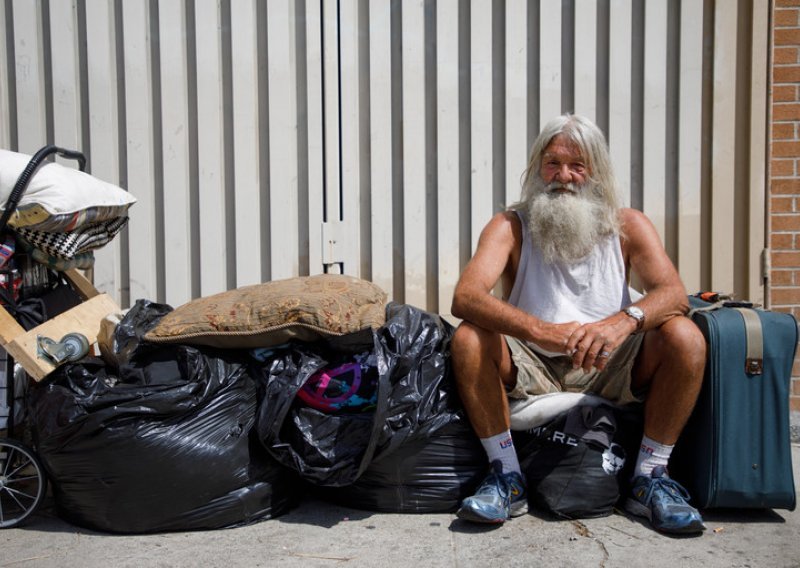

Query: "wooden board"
left=0, top=293, right=120, bottom=382
left=63, top=269, right=100, bottom=300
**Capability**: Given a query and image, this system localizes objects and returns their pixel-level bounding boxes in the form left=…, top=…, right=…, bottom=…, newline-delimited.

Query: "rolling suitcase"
left=671, top=296, right=797, bottom=510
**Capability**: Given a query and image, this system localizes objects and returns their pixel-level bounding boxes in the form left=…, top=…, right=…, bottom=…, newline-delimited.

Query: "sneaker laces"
left=643, top=475, right=692, bottom=506
left=475, top=462, right=511, bottom=499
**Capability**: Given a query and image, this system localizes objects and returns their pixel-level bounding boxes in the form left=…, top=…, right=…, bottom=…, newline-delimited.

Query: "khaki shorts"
left=504, top=333, right=645, bottom=406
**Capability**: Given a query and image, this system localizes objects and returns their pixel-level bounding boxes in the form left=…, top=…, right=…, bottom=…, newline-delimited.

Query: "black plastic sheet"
left=255, top=303, right=467, bottom=488
left=28, top=300, right=299, bottom=534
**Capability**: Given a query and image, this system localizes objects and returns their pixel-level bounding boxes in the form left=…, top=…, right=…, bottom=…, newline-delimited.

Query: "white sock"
left=480, top=430, right=521, bottom=475
left=634, top=435, right=673, bottom=478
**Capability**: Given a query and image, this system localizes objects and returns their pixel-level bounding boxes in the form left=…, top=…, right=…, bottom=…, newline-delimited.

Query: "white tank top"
left=507, top=210, right=631, bottom=328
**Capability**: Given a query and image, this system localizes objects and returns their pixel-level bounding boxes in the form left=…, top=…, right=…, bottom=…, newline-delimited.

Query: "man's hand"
left=533, top=321, right=582, bottom=354
left=564, top=314, right=637, bottom=372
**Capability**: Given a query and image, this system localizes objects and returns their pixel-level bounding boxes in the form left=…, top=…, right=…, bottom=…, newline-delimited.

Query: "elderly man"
left=451, top=114, right=706, bottom=534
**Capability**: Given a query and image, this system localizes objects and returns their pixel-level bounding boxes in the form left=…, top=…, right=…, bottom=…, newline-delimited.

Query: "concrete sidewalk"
left=3, top=445, right=799, bottom=568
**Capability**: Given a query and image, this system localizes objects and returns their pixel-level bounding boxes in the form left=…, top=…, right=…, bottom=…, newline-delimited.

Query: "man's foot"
left=456, top=460, right=528, bottom=524
left=624, top=466, right=706, bottom=534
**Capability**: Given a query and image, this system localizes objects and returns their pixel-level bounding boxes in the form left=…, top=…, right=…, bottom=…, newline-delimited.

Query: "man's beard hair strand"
left=525, top=179, right=618, bottom=264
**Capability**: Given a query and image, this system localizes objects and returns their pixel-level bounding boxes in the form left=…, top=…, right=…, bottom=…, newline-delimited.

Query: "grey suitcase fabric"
left=671, top=298, right=797, bottom=510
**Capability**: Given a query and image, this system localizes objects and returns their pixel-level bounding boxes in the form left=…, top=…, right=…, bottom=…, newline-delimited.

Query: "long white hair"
left=511, top=114, right=622, bottom=223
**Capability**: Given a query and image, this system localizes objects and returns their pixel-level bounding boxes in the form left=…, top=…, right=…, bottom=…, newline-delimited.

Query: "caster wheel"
left=0, top=438, right=47, bottom=528
left=60, top=333, right=90, bottom=362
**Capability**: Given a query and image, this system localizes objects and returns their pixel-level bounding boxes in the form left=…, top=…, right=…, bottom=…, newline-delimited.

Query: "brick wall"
left=771, top=0, right=800, bottom=429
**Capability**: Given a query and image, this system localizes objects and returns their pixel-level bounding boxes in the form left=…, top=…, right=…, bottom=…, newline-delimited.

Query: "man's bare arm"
left=451, top=212, right=579, bottom=354
left=620, top=207, right=689, bottom=325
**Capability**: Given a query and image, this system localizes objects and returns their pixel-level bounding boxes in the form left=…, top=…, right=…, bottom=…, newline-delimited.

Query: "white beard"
left=525, top=180, right=617, bottom=264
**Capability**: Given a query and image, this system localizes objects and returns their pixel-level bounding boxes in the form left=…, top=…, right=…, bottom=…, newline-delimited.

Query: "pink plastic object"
left=297, top=362, right=362, bottom=412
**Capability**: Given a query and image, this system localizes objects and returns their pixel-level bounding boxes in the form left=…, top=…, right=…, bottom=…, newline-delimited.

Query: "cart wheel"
left=0, top=439, right=47, bottom=528
left=60, top=333, right=90, bottom=362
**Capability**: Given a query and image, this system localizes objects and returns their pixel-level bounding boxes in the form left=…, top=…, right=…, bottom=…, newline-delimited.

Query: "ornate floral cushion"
left=144, top=274, right=388, bottom=348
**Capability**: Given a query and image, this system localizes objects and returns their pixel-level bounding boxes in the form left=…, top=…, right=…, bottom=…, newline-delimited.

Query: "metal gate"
left=1, top=0, right=771, bottom=316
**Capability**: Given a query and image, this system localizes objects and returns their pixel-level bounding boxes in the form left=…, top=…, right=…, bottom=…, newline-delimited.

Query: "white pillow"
left=0, top=149, right=136, bottom=231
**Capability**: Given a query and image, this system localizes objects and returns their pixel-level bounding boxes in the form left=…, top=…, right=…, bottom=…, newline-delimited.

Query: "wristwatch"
left=623, top=305, right=645, bottom=332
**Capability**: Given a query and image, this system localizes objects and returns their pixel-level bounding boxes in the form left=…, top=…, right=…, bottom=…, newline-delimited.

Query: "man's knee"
left=451, top=321, right=479, bottom=354
left=644, top=316, right=706, bottom=372
left=451, top=321, right=512, bottom=375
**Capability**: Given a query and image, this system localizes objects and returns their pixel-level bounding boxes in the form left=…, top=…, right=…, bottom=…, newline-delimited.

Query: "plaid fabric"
left=15, top=216, right=128, bottom=260
left=11, top=203, right=133, bottom=232
left=29, top=246, right=94, bottom=270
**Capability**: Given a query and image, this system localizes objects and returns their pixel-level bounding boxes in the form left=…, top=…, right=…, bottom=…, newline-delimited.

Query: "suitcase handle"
left=734, top=308, right=763, bottom=375
left=690, top=300, right=764, bottom=375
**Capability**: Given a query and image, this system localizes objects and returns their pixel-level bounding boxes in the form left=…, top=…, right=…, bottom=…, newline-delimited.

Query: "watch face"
left=625, top=306, right=644, bottom=329
left=627, top=306, right=644, bottom=319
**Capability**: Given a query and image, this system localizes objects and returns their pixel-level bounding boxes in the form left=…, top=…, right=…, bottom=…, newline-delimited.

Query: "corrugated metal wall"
left=0, top=0, right=771, bottom=316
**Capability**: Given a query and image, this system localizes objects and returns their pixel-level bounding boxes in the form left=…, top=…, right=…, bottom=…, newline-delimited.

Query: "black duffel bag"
left=513, top=404, right=640, bottom=519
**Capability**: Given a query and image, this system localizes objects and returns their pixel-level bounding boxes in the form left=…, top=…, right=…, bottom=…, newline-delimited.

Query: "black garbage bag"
left=512, top=404, right=638, bottom=519
left=28, top=300, right=299, bottom=534
left=255, top=302, right=465, bottom=487
left=314, top=419, right=487, bottom=513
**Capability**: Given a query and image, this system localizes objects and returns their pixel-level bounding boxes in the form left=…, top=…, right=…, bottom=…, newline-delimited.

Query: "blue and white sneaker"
left=456, top=460, right=528, bottom=524
left=625, top=466, right=706, bottom=534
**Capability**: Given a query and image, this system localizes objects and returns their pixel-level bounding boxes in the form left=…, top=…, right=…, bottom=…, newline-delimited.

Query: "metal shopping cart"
left=0, top=146, right=120, bottom=528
